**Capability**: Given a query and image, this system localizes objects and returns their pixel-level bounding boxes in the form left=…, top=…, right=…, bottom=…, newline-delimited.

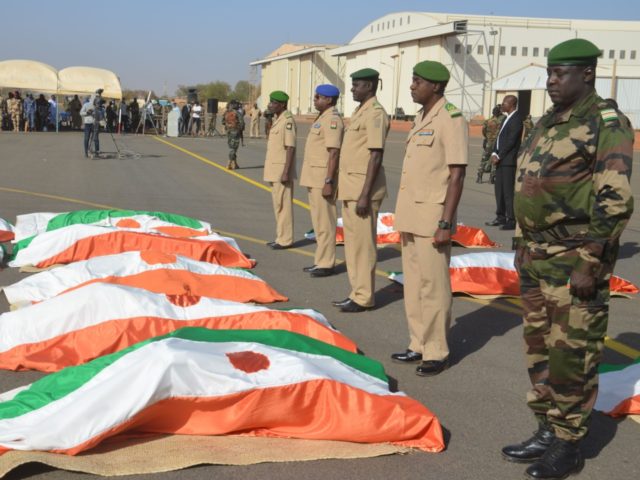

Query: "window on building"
left=370, top=26, right=373, bottom=33
left=387, top=21, right=390, bottom=29
left=407, top=15, right=411, bottom=24
left=399, top=17, right=402, bottom=26
left=455, top=44, right=461, bottom=54
left=533, top=47, right=539, bottom=57
left=609, top=49, right=615, bottom=59
left=377, top=24, right=379, bottom=32
left=620, top=50, right=625, bottom=59
left=392, top=20, right=395, bottom=28
left=511, top=46, right=517, bottom=56
left=478, top=45, right=484, bottom=55
left=631, top=50, right=637, bottom=60
left=467, top=45, right=472, bottom=54
left=500, top=46, right=506, bottom=56
left=544, top=48, right=550, bottom=56
left=489, top=45, right=494, bottom=55
left=522, top=47, right=528, bottom=56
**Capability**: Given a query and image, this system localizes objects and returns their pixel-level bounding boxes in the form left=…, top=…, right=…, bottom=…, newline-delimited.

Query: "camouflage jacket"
left=514, top=90, right=634, bottom=272
left=482, top=114, right=505, bottom=143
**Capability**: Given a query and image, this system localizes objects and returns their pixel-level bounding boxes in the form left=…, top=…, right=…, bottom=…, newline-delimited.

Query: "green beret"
left=413, top=60, right=450, bottom=82
left=350, top=68, right=379, bottom=80
left=547, top=38, right=601, bottom=66
left=269, top=90, right=289, bottom=103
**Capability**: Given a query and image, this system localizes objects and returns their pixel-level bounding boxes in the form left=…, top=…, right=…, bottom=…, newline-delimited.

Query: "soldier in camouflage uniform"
left=7, top=91, right=23, bottom=133
left=503, top=39, right=634, bottom=480
left=477, top=105, right=504, bottom=183
left=222, top=100, right=244, bottom=169
left=522, top=114, right=534, bottom=142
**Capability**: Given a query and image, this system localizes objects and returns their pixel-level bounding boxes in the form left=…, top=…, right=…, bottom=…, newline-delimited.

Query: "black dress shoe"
left=310, top=267, right=335, bottom=277
left=391, top=350, right=423, bottom=363
left=415, top=359, right=449, bottom=376
left=332, top=298, right=351, bottom=307
left=525, top=439, right=584, bottom=479
left=502, top=425, right=556, bottom=463
left=485, top=217, right=506, bottom=226
left=499, top=220, right=516, bottom=230
left=266, top=241, right=277, bottom=247
left=339, top=299, right=372, bottom=313
left=302, top=265, right=317, bottom=272
left=270, top=243, right=293, bottom=250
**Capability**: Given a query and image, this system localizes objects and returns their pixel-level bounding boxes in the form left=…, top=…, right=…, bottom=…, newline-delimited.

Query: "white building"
left=252, top=12, right=640, bottom=125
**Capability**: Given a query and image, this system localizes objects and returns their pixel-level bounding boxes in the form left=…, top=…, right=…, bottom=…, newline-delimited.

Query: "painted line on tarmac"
left=153, top=136, right=311, bottom=210
left=0, top=187, right=119, bottom=210
left=2, top=187, right=637, bottom=360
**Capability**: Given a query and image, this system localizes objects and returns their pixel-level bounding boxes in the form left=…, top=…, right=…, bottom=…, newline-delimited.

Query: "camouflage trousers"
left=11, top=112, right=21, bottom=132
left=227, top=129, right=240, bottom=161
left=477, top=147, right=496, bottom=175
left=516, top=241, right=616, bottom=441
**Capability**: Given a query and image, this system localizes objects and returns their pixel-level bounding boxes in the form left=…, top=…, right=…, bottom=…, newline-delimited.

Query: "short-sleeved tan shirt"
left=338, top=97, right=389, bottom=201
left=299, top=107, right=344, bottom=188
left=264, top=110, right=297, bottom=182
left=394, top=97, right=468, bottom=237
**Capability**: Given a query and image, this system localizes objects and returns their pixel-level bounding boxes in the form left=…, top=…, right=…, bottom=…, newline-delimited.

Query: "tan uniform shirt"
left=338, top=97, right=388, bottom=201
left=300, top=107, right=344, bottom=188
left=263, top=110, right=297, bottom=182
left=394, top=97, right=468, bottom=237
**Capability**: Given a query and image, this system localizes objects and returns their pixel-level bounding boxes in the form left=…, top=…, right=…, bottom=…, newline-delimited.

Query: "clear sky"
left=1, top=0, right=637, bottom=96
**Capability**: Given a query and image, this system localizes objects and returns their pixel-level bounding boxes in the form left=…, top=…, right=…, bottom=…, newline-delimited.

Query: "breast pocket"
left=414, top=134, right=435, bottom=147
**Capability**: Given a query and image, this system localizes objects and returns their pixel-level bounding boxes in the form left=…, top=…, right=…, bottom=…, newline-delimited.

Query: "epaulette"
left=445, top=102, right=462, bottom=118
left=598, top=102, right=620, bottom=127
left=283, top=111, right=293, bottom=118
left=372, top=100, right=383, bottom=109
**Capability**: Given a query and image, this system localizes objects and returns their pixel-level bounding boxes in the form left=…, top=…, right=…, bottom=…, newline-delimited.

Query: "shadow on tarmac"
left=618, top=241, right=640, bottom=259
left=448, top=303, right=522, bottom=367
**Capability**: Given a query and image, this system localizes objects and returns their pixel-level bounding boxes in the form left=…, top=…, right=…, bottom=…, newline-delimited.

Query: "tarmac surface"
left=0, top=125, right=638, bottom=480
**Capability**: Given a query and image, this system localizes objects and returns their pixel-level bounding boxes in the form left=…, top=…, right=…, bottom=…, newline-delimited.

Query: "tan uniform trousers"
left=342, top=199, right=381, bottom=307
left=250, top=119, right=260, bottom=137
left=270, top=181, right=294, bottom=246
left=401, top=232, right=452, bottom=361
left=12, top=113, right=21, bottom=132
left=307, top=187, right=336, bottom=269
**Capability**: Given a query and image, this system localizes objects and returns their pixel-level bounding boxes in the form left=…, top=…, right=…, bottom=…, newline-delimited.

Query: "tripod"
left=206, top=113, right=223, bottom=137
left=135, top=102, right=160, bottom=135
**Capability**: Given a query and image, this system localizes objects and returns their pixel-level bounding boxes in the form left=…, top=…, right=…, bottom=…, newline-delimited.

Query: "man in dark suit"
left=485, top=95, right=523, bottom=230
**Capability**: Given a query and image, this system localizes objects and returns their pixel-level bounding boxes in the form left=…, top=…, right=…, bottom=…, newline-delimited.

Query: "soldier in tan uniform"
left=249, top=104, right=261, bottom=138
left=391, top=61, right=468, bottom=376
left=263, top=90, right=296, bottom=249
left=332, top=68, right=389, bottom=313
left=7, top=91, right=23, bottom=133
left=300, top=84, right=344, bottom=277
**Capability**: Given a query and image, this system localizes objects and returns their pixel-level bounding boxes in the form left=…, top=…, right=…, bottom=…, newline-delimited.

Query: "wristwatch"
left=437, top=220, right=451, bottom=230
left=324, top=178, right=334, bottom=185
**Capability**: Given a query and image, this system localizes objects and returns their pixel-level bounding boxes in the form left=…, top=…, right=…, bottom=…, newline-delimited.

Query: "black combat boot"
left=525, top=438, right=584, bottom=479
left=502, top=424, right=555, bottom=463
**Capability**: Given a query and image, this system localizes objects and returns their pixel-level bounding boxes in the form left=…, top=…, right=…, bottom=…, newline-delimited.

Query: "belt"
left=522, top=222, right=589, bottom=244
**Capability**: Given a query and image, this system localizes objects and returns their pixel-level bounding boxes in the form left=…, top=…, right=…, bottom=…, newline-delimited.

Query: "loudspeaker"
left=187, top=88, right=198, bottom=104
left=207, top=98, right=219, bottom=114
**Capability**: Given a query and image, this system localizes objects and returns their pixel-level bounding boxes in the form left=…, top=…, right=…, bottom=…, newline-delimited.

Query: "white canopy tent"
left=0, top=60, right=59, bottom=93
left=0, top=60, right=121, bottom=98
left=58, top=66, right=122, bottom=100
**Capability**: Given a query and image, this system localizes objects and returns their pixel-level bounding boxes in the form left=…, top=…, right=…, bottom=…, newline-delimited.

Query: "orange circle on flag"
left=226, top=351, right=271, bottom=373
left=165, top=293, right=201, bottom=307
left=115, top=218, right=142, bottom=228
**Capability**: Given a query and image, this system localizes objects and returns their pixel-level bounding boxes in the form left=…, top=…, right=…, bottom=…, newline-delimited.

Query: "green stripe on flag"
left=0, top=328, right=388, bottom=420
left=46, top=210, right=204, bottom=231
left=599, top=357, right=640, bottom=374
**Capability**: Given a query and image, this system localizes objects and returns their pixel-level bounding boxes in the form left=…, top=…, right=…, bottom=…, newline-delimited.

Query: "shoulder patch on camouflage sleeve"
left=598, top=105, right=619, bottom=127
left=445, top=102, right=462, bottom=118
